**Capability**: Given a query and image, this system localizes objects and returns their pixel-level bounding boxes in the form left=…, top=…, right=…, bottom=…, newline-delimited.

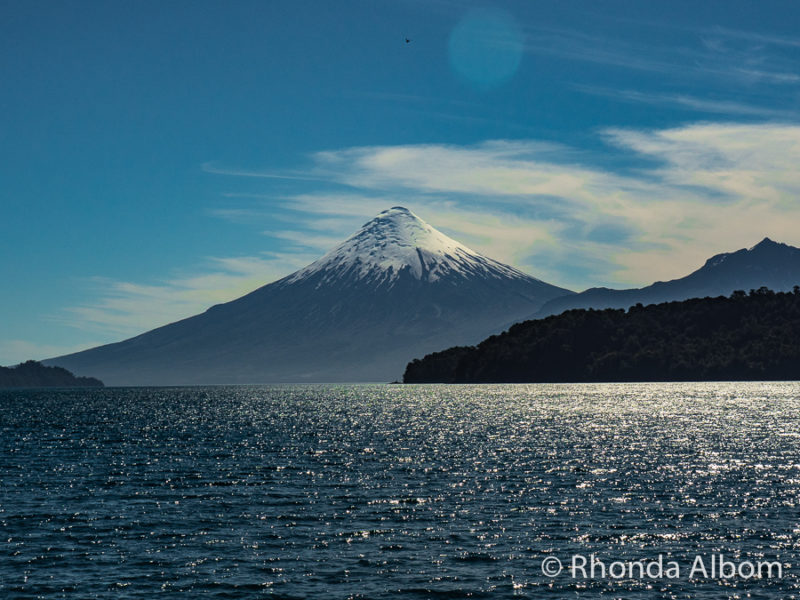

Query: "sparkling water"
left=2, top=383, right=798, bottom=598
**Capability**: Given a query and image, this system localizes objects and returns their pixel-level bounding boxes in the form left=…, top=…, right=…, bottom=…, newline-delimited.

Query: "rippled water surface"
left=2, top=383, right=800, bottom=598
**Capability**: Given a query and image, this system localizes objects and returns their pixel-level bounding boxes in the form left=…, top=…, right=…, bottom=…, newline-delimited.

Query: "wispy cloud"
left=201, top=162, right=326, bottom=181
left=522, top=26, right=682, bottom=76
left=574, top=85, right=798, bottom=120
left=58, top=253, right=316, bottom=337
left=521, top=21, right=800, bottom=89
left=704, top=26, right=800, bottom=49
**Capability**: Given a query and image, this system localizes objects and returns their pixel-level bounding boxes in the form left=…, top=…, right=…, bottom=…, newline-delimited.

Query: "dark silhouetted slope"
left=404, top=288, right=800, bottom=383
left=0, top=360, right=104, bottom=388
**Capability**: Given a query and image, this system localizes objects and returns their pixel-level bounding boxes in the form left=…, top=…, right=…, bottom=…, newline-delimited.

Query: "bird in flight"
left=405, top=37, right=411, bottom=44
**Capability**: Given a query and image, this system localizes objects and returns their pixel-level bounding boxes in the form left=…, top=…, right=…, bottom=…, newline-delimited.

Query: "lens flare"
left=448, top=8, right=523, bottom=89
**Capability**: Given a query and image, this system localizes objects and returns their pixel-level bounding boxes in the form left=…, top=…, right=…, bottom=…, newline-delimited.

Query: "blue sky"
left=3, top=0, right=800, bottom=364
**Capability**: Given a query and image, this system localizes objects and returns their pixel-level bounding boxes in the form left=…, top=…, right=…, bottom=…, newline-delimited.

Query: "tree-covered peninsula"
left=404, top=288, right=800, bottom=383
left=0, top=360, right=104, bottom=388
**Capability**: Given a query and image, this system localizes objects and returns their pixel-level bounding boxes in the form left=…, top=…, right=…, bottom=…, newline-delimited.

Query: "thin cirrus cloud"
left=57, top=253, right=317, bottom=338
left=200, top=162, right=326, bottom=181
left=704, top=25, right=800, bottom=49
left=520, top=21, right=800, bottom=88
left=573, top=85, right=798, bottom=120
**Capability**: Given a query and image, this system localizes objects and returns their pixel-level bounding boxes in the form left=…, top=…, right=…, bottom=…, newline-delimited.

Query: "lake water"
left=1, top=383, right=799, bottom=598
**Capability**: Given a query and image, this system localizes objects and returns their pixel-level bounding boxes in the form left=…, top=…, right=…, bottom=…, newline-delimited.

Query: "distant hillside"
left=534, top=238, right=800, bottom=318
left=0, top=360, right=104, bottom=388
left=404, top=287, right=800, bottom=383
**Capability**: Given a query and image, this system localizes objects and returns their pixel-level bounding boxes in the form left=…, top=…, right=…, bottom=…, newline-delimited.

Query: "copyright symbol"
left=541, top=556, right=563, bottom=577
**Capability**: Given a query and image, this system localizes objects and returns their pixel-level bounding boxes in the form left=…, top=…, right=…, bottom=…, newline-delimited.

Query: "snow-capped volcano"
left=46, top=207, right=573, bottom=385
left=288, top=207, right=531, bottom=285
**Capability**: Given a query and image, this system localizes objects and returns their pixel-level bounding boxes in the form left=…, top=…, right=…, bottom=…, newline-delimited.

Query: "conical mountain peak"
left=749, top=237, right=781, bottom=251
left=286, top=207, right=535, bottom=286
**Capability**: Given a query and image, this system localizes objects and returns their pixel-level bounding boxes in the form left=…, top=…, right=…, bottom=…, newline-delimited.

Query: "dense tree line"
left=0, top=360, right=104, bottom=388
left=403, top=287, right=800, bottom=383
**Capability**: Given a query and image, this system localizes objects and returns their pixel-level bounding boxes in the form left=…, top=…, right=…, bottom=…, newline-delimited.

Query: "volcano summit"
left=47, top=207, right=572, bottom=384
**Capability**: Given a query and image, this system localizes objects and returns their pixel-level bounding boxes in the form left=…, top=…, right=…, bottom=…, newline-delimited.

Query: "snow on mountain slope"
left=286, top=207, right=532, bottom=286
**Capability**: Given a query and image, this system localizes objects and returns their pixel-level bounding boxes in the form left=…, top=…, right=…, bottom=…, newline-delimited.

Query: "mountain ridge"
left=534, top=237, right=800, bottom=318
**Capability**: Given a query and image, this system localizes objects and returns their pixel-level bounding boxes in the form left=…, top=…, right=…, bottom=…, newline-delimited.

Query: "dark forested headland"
left=0, top=360, right=104, bottom=388
left=403, top=288, right=800, bottom=383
